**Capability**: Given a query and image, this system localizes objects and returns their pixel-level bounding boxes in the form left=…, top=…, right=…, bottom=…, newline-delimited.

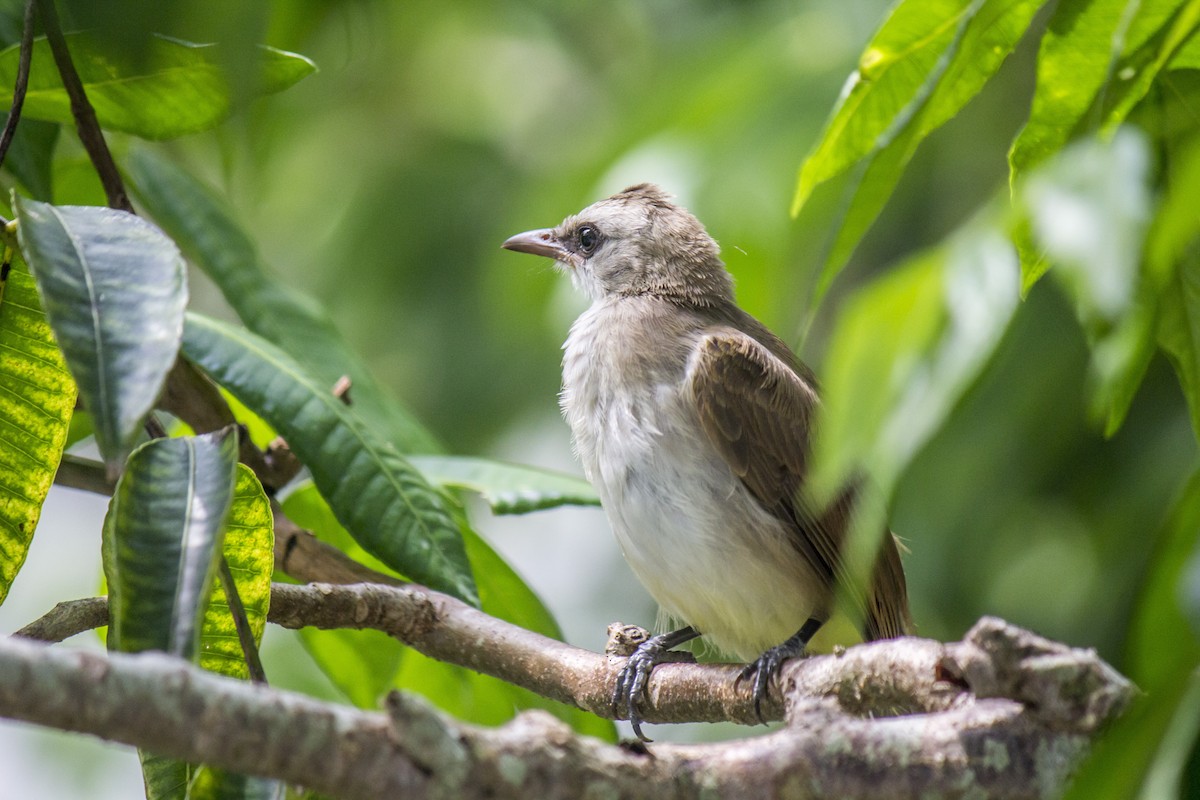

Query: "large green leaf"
left=0, top=33, right=315, bottom=140
left=1021, top=130, right=1154, bottom=434
left=103, top=429, right=237, bottom=659
left=181, top=314, right=477, bottom=604
left=123, top=148, right=441, bottom=455
left=791, top=0, right=1043, bottom=296
left=408, top=455, right=599, bottom=515
left=0, top=256, right=75, bottom=605
left=814, top=211, right=1020, bottom=496
left=14, top=196, right=186, bottom=468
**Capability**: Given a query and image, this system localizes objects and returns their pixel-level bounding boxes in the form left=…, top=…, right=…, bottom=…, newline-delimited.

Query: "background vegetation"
left=0, top=0, right=1196, bottom=797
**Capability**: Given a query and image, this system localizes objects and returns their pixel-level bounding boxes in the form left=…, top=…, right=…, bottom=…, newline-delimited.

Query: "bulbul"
left=503, top=184, right=911, bottom=740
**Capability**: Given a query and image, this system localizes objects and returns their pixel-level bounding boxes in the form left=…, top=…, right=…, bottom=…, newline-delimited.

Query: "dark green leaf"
left=815, top=212, right=1020, bottom=495
left=409, top=455, right=599, bottom=514
left=124, top=148, right=441, bottom=454
left=792, top=0, right=1043, bottom=296
left=0, top=34, right=316, bottom=140
left=3, top=120, right=59, bottom=201
left=14, top=195, right=186, bottom=467
left=182, top=314, right=476, bottom=604
left=0, top=255, right=75, bottom=605
left=103, top=429, right=238, bottom=657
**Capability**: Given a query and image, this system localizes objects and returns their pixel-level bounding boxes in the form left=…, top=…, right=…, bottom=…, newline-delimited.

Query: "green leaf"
left=409, top=455, right=599, bottom=515
left=1127, top=471, right=1200, bottom=694
left=181, top=314, right=477, bottom=604
left=124, top=148, right=441, bottom=454
left=792, top=0, right=1043, bottom=296
left=1099, top=0, right=1200, bottom=133
left=103, top=429, right=238, bottom=658
left=1009, top=0, right=1183, bottom=179
left=1151, top=138, right=1200, bottom=443
left=815, top=211, right=1020, bottom=495
left=14, top=195, right=186, bottom=468
left=3, top=120, right=58, bottom=201
left=0, top=255, right=75, bottom=605
left=1063, top=665, right=1200, bottom=800
left=188, top=770, right=284, bottom=800
left=1020, top=129, right=1154, bottom=433
left=0, top=34, right=316, bottom=140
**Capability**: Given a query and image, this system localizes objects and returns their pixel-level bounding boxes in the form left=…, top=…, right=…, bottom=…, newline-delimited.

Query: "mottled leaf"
left=0, top=256, right=75, bottom=605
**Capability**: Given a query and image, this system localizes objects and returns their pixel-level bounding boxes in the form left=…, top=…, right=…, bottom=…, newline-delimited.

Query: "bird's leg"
left=613, top=625, right=701, bottom=742
left=738, top=616, right=824, bottom=723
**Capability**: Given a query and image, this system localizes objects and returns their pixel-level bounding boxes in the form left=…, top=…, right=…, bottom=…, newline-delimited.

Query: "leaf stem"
left=34, top=0, right=132, bottom=212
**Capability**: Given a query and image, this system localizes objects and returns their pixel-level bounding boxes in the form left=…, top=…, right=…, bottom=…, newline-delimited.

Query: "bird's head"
left=502, top=184, right=733, bottom=306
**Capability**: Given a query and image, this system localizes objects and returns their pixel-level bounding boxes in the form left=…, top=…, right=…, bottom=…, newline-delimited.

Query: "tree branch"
left=0, top=0, right=37, bottom=172
left=14, top=580, right=1132, bottom=740
left=0, top=616, right=1131, bottom=799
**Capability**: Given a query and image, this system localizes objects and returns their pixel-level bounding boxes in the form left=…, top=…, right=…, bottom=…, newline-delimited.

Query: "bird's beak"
left=502, top=228, right=580, bottom=266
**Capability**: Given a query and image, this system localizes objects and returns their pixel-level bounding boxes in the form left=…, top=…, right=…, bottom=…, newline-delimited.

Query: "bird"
left=502, top=184, right=911, bottom=740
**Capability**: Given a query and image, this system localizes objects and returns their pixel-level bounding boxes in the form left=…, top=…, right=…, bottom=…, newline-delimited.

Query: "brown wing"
left=689, top=329, right=910, bottom=638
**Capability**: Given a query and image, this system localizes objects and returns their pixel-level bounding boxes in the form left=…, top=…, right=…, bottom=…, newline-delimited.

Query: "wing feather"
left=689, top=329, right=910, bottom=638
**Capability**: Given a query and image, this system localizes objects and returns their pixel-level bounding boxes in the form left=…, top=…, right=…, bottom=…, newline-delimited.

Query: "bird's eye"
left=577, top=225, right=599, bottom=255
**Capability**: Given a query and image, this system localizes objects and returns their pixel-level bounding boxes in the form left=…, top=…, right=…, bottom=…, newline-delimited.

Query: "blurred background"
left=0, top=0, right=1195, bottom=794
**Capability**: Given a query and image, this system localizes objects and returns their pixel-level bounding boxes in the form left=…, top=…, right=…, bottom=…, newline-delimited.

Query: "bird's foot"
left=612, top=626, right=699, bottom=742
left=737, top=617, right=824, bottom=723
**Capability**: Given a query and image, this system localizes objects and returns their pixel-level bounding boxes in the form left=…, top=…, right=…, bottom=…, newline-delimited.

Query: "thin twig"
left=33, top=0, right=132, bottom=212
left=0, top=0, right=37, bottom=172
left=54, top=453, right=114, bottom=494
left=216, top=556, right=267, bottom=684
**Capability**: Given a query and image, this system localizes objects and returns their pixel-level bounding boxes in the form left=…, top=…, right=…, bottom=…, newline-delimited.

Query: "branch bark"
left=0, top=613, right=1131, bottom=799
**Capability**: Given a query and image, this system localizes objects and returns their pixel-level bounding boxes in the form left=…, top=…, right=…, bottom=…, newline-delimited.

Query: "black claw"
left=612, top=626, right=699, bottom=742
left=737, top=617, right=824, bottom=724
